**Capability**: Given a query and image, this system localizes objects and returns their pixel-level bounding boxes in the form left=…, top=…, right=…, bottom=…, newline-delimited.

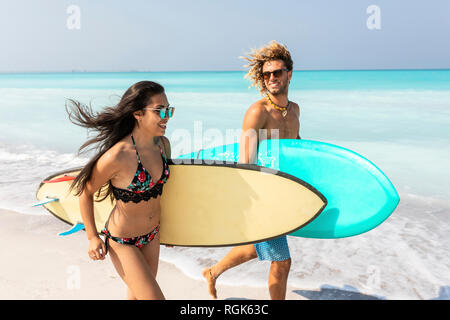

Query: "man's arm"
left=159, top=136, right=171, bottom=158
left=239, top=103, right=267, bottom=164
left=295, top=103, right=301, bottom=139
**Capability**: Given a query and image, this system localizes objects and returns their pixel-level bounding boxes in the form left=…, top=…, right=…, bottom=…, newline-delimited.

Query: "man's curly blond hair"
left=241, top=40, right=293, bottom=95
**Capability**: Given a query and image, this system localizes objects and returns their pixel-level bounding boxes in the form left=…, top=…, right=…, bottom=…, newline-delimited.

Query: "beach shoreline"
left=2, top=201, right=448, bottom=300
left=0, top=208, right=306, bottom=300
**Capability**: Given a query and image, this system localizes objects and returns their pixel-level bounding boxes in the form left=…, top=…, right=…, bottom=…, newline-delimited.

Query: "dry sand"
left=0, top=208, right=304, bottom=300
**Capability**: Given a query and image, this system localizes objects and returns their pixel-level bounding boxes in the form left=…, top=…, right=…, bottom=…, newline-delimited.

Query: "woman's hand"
left=88, top=236, right=106, bottom=260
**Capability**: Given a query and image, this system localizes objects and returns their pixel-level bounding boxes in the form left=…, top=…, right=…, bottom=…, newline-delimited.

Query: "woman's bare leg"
left=140, top=235, right=161, bottom=278
left=108, top=240, right=165, bottom=300
left=126, top=287, right=137, bottom=300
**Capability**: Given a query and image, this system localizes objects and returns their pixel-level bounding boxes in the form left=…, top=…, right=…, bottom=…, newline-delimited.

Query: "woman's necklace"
left=266, top=94, right=289, bottom=117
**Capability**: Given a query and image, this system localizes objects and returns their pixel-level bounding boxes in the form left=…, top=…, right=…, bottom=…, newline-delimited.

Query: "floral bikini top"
left=111, top=135, right=170, bottom=203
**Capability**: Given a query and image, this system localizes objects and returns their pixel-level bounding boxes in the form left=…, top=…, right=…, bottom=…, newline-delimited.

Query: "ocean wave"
left=0, top=142, right=87, bottom=215
left=160, top=191, right=450, bottom=299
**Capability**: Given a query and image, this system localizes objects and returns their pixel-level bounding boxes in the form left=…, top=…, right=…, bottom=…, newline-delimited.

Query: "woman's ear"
left=133, top=110, right=144, bottom=122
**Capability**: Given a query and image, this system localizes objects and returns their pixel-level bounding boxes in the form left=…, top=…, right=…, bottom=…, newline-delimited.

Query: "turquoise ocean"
left=0, top=70, right=449, bottom=299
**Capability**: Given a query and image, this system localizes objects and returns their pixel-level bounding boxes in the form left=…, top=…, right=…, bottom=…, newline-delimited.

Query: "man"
left=202, top=41, right=300, bottom=300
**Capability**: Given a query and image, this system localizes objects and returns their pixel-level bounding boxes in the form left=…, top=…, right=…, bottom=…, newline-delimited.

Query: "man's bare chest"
left=263, top=111, right=299, bottom=139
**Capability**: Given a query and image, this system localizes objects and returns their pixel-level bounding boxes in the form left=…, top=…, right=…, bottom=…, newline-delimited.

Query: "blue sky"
left=1, top=0, right=449, bottom=72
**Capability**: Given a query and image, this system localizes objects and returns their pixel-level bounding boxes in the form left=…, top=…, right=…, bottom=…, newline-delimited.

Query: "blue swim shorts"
left=254, top=235, right=291, bottom=261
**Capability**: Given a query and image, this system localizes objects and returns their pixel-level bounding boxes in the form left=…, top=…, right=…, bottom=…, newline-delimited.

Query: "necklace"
left=266, top=94, right=289, bottom=117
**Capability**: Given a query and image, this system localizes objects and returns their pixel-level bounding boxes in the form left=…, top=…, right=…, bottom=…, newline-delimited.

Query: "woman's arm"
left=79, top=150, right=121, bottom=259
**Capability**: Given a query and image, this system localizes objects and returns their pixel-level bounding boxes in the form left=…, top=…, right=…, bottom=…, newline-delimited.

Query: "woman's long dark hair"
left=66, top=80, right=165, bottom=201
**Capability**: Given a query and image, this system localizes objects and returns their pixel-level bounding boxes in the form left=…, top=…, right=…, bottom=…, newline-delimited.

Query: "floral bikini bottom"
left=101, top=224, right=160, bottom=254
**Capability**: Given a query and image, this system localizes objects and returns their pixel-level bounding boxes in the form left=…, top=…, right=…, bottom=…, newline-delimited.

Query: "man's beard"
left=268, top=82, right=288, bottom=96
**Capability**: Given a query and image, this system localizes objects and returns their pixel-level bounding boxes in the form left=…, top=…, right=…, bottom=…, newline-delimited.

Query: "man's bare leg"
left=202, top=244, right=257, bottom=299
left=268, top=258, right=291, bottom=300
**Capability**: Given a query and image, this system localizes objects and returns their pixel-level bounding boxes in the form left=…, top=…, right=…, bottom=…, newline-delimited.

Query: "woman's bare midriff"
left=106, top=196, right=161, bottom=237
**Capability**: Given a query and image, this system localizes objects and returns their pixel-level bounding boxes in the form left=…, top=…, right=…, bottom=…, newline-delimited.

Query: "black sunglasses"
left=262, top=68, right=289, bottom=80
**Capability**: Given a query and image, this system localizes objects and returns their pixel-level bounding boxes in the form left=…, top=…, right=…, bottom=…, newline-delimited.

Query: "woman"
left=66, top=81, right=174, bottom=300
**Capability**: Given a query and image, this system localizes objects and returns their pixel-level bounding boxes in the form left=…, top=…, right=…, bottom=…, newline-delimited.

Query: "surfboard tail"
left=43, top=175, right=76, bottom=183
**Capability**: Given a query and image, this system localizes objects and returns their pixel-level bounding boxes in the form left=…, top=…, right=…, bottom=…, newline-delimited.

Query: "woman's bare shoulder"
left=98, top=140, right=133, bottom=172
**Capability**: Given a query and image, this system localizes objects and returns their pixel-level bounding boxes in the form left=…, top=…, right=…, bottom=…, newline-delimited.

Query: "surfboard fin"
left=58, top=223, right=85, bottom=236
left=32, top=197, right=59, bottom=207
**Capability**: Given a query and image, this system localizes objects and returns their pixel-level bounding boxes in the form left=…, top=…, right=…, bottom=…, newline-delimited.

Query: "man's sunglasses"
left=144, top=106, right=175, bottom=119
left=262, top=68, right=289, bottom=80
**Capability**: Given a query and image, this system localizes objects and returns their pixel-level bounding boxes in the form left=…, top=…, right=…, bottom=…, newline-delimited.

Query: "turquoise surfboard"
left=177, top=139, right=399, bottom=239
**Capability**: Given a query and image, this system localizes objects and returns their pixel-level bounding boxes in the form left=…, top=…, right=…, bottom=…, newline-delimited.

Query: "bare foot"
left=202, top=267, right=217, bottom=299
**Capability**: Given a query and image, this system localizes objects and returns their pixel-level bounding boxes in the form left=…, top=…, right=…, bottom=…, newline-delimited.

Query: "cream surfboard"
left=35, top=161, right=327, bottom=247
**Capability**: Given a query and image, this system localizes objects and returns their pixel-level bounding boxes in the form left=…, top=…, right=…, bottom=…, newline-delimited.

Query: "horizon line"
left=0, top=67, right=449, bottom=75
